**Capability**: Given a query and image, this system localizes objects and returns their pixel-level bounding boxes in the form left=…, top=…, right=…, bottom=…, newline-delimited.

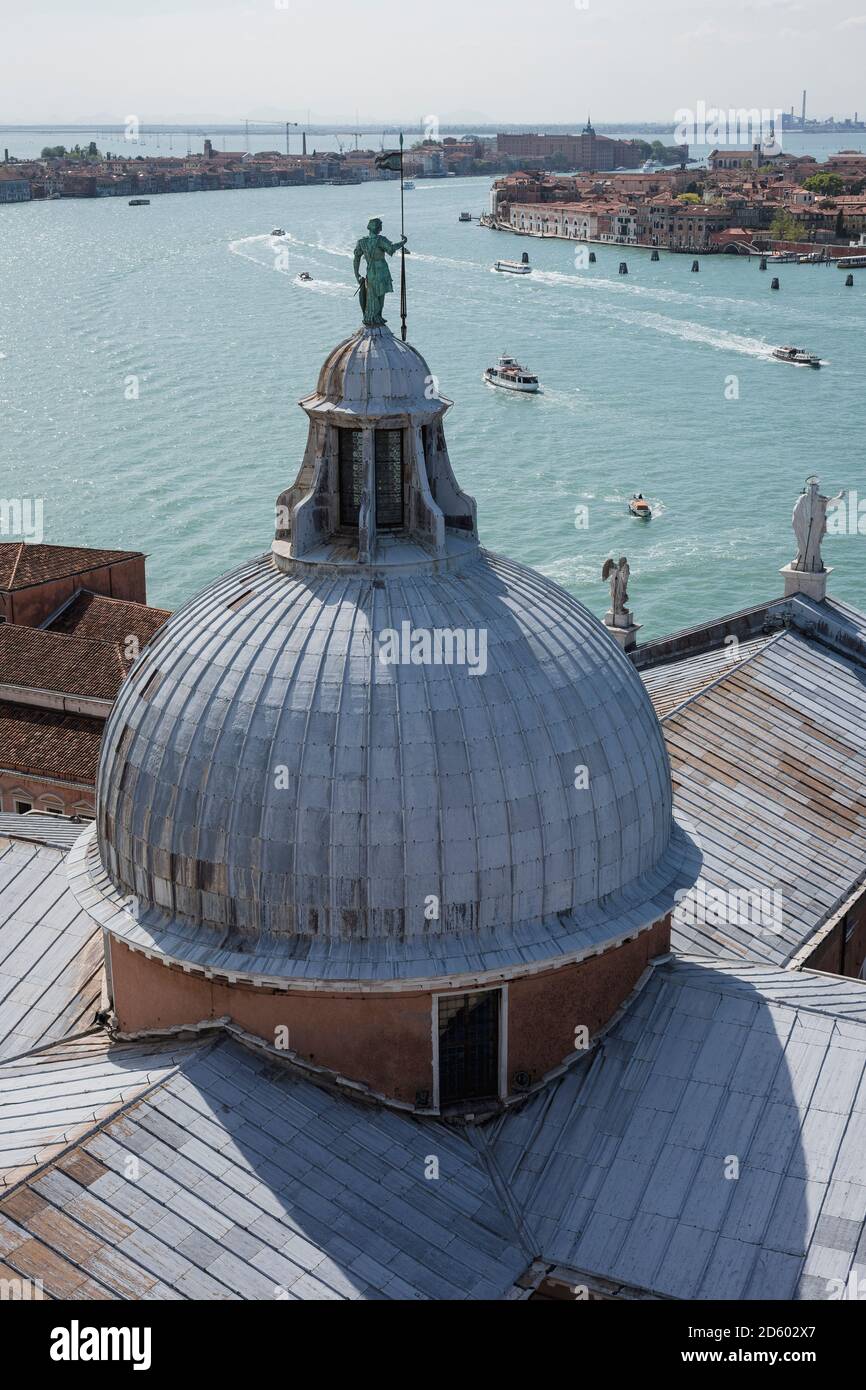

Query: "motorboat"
left=494, top=252, right=531, bottom=274
left=297, top=272, right=314, bottom=282
left=772, top=345, right=821, bottom=368
left=459, top=212, right=472, bottom=222
left=628, top=495, right=652, bottom=520
left=271, top=227, right=287, bottom=237
left=403, top=180, right=415, bottom=190
left=483, top=354, right=541, bottom=393
left=128, top=198, right=150, bottom=206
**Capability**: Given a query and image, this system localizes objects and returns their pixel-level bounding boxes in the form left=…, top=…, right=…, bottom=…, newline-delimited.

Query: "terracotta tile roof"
left=0, top=625, right=127, bottom=701
left=46, top=590, right=170, bottom=646
left=0, top=543, right=143, bottom=592
left=0, top=701, right=103, bottom=784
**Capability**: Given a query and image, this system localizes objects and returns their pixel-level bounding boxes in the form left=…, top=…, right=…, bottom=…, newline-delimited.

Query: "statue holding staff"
left=353, top=218, right=408, bottom=327
left=792, top=477, right=845, bottom=574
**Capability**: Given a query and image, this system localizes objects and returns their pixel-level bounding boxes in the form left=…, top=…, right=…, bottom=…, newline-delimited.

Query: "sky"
left=2, top=0, right=865, bottom=126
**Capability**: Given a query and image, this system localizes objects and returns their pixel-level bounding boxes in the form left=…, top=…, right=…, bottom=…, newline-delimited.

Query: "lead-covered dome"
left=309, top=325, right=443, bottom=418
left=72, top=326, right=691, bottom=985
left=82, top=546, right=689, bottom=976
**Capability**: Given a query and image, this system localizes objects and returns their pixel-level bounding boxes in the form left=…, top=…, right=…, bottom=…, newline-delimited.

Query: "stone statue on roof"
left=792, top=477, right=845, bottom=574
left=353, top=218, right=408, bottom=327
left=602, top=555, right=630, bottom=619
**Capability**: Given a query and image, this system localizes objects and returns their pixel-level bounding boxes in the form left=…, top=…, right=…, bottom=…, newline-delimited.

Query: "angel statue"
left=602, top=555, right=630, bottom=620
left=792, top=477, right=845, bottom=574
left=353, top=218, right=408, bottom=327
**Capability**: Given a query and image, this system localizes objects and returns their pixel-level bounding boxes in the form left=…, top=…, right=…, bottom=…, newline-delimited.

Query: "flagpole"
left=399, top=132, right=407, bottom=342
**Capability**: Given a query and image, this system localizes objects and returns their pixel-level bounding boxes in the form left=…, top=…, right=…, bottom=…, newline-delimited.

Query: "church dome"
left=308, top=325, right=442, bottom=419
left=73, top=325, right=691, bottom=986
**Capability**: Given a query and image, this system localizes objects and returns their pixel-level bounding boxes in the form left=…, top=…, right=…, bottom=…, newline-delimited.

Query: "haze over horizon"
left=4, top=0, right=865, bottom=127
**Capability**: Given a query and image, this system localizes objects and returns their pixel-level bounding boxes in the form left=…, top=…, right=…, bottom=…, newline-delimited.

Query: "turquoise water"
left=1, top=176, right=864, bottom=636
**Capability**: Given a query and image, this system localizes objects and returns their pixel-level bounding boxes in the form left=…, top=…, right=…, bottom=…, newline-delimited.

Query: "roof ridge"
left=468, top=1127, right=537, bottom=1260
left=0, top=1024, right=103, bottom=1067
left=6, top=542, right=24, bottom=590
left=0, top=1032, right=220, bottom=1201
left=665, top=954, right=866, bottom=1027
left=660, top=628, right=787, bottom=722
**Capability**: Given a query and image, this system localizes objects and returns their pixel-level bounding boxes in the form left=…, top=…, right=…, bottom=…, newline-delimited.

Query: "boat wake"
left=531, top=266, right=752, bottom=315
left=537, top=387, right=583, bottom=414
left=529, top=269, right=775, bottom=357
left=227, top=235, right=354, bottom=295
left=625, top=311, right=773, bottom=359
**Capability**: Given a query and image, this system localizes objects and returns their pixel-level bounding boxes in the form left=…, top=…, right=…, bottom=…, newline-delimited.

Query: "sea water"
left=1, top=175, right=864, bottom=636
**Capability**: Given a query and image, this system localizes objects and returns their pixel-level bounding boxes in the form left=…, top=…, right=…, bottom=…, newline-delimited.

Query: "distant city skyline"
left=5, top=0, right=865, bottom=126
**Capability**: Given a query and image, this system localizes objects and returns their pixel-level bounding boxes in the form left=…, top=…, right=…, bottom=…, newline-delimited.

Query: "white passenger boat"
left=483, top=354, right=541, bottom=393
left=772, top=345, right=821, bottom=368
left=494, top=252, right=531, bottom=274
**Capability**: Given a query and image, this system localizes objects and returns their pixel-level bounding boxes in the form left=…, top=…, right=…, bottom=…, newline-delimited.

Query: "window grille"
left=374, top=429, right=404, bottom=528
left=338, top=428, right=404, bottom=530
left=338, top=429, right=364, bottom=527
left=437, top=990, right=500, bottom=1106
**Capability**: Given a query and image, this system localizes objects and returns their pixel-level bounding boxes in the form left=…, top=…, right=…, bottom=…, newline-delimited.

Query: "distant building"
left=497, top=128, right=649, bottom=171
left=0, top=174, right=31, bottom=202
left=708, top=143, right=786, bottom=173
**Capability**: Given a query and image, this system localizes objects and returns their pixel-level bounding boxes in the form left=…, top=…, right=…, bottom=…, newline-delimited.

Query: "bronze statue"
left=353, top=218, right=408, bottom=326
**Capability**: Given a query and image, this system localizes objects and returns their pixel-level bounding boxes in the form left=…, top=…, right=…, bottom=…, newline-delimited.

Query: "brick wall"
left=4, top=556, right=147, bottom=627
left=109, top=914, right=672, bottom=1109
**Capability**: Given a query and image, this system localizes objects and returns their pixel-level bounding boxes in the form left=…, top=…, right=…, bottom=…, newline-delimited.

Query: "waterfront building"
left=1, top=317, right=866, bottom=1300
left=497, top=129, right=648, bottom=171
left=509, top=200, right=606, bottom=238
left=0, top=173, right=31, bottom=202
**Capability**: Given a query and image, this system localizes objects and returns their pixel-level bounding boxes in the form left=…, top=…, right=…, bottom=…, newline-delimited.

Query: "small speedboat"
left=483, top=354, right=541, bottom=393
left=772, top=345, right=821, bottom=368
left=297, top=271, right=313, bottom=283
left=271, top=227, right=286, bottom=237
left=629, top=495, right=652, bottom=520
left=459, top=212, right=472, bottom=222
left=494, top=252, right=531, bottom=275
